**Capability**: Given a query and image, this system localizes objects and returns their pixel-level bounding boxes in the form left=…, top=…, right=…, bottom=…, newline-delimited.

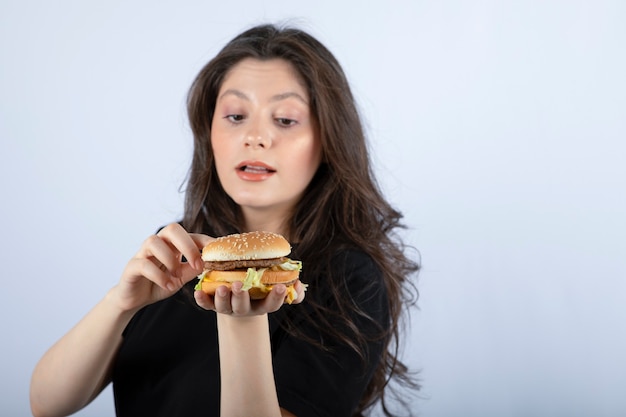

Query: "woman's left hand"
left=193, top=280, right=306, bottom=316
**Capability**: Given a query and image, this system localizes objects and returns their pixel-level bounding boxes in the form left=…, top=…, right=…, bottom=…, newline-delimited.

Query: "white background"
left=1, top=1, right=625, bottom=416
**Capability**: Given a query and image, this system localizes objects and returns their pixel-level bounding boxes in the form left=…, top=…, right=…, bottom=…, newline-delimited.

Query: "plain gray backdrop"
left=1, top=1, right=625, bottom=416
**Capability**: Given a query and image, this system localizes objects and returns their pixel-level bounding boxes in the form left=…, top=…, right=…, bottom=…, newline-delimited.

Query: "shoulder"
left=313, top=247, right=389, bottom=327
left=333, top=248, right=379, bottom=273
left=330, top=248, right=385, bottom=295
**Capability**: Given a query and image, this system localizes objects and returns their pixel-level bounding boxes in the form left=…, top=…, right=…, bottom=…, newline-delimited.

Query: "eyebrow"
left=270, top=91, right=308, bottom=104
left=219, top=89, right=308, bottom=105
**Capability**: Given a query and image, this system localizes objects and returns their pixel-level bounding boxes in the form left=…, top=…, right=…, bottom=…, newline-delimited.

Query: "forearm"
left=30, top=287, right=137, bottom=417
left=217, top=314, right=281, bottom=417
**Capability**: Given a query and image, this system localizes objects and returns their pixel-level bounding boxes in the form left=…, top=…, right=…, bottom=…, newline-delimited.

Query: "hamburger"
left=194, top=231, right=303, bottom=304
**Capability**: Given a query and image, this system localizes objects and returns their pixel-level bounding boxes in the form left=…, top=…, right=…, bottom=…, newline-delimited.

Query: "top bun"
left=202, top=231, right=291, bottom=261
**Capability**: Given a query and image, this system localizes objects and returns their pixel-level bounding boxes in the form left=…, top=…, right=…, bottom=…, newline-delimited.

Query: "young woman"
left=30, top=24, right=420, bottom=417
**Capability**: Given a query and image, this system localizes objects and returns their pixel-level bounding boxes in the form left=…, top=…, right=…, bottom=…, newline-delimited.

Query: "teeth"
left=243, top=166, right=271, bottom=173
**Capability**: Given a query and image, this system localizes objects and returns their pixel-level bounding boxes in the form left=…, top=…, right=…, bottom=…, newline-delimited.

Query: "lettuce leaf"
left=194, top=270, right=208, bottom=291
left=278, top=259, right=302, bottom=271
left=241, top=267, right=266, bottom=291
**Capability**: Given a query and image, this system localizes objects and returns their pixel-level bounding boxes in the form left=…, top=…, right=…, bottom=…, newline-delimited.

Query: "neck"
left=241, top=207, right=290, bottom=236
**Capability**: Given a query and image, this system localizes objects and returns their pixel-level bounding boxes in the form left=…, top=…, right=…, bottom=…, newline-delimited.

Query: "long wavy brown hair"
left=182, top=23, right=420, bottom=416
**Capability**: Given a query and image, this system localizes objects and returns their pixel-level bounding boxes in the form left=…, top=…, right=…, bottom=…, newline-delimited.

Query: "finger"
left=292, top=280, right=307, bottom=304
left=155, top=224, right=196, bottom=268
left=157, top=224, right=212, bottom=273
left=213, top=285, right=234, bottom=314
left=127, top=257, right=175, bottom=291
left=262, top=284, right=288, bottom=313
left=230, top=281, right=251, bottom=315
left=139, top=235, right=182, bottom=278
left=149, top=225, right=207, bottom=278
left=194, top=289, right=216, bottom=311
left=174, top=233, right=215, bottom=284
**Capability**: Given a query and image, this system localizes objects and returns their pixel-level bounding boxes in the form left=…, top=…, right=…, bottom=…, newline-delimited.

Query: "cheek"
left=210, top=134, right=233, bottom=180
left=305, top=138, right=323, bottom=171
left=210, top=116, right=230, bottom=157
left=291, top=140, right=322, bottom=181
left=210, top=128, right=233, bottom=160
left=210, top=136, right=222, bottom=159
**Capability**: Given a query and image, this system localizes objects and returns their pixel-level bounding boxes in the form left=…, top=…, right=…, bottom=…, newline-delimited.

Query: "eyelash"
left=224, top=114, right=245, bottom=124
left=276, top=118, right=297, bottom=127
left=224, top=115, right=297, bottom=127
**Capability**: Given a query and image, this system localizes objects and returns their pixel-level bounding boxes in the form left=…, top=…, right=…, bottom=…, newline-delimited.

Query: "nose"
left=245, top=131, right=272, bottom=149
left=244, top=121, right=272, bottom=149
left=245, top=134, right=269, bottom=148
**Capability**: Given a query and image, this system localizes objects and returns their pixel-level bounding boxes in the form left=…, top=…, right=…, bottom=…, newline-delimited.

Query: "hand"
left=193, top=280, right=306, bottom=316
left=113, top=223, right=213, bottom=312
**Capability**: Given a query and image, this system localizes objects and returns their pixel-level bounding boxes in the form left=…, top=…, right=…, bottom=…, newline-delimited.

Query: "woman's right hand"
left=113, top=223, right=212, bottom=312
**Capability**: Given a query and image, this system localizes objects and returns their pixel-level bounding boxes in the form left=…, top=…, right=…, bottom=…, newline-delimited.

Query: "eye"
left=276, top=118, right=297, bottom=127
left=225, top=114, right=245, bottom=123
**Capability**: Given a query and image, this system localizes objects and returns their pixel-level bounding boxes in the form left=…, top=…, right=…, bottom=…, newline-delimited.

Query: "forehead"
left=219, top=58, right=308, bottom=98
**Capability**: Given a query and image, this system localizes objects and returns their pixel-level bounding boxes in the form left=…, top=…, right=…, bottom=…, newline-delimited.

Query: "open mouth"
left=239, top=165, right=276, bottom=173
left=237, top=161, right=276, bottom=174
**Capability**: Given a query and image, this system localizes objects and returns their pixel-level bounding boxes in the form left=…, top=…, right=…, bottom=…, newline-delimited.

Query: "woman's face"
left=211, top=58, right=322, bottom=229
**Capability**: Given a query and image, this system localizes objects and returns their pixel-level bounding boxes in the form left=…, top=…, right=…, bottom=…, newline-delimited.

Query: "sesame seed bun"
left=201, top=231, right=291, bottom=261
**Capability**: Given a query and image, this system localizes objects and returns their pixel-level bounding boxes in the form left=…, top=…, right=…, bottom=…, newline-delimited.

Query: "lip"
left=235, top=160, right=276, bottom=181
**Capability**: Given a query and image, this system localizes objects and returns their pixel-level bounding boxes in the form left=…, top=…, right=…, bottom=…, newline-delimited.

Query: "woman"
left=30, top=23, right=419, bottom=417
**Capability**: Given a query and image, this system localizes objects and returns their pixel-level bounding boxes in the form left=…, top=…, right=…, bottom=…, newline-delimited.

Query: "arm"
left=29, top=290, right=134, bottom=417
left=217, top=314, right=281, bottom=416
left=30, top=224, right=209, bottom=417
left=194, top=280, right=306, bottom=417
